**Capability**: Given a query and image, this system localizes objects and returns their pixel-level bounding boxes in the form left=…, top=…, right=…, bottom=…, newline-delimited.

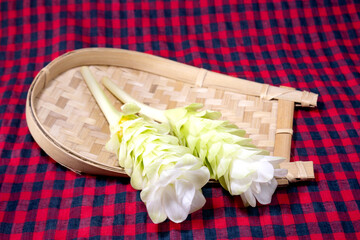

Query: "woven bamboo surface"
left=34, top=66, right=279, bottom=168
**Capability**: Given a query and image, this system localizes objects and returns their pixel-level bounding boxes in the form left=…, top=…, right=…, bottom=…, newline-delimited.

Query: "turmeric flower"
left=103, top=78, right=287, bottom=207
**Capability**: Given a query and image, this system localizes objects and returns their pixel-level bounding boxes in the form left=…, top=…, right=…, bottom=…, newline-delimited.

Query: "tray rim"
left=26, top=47, right=316, bottom=183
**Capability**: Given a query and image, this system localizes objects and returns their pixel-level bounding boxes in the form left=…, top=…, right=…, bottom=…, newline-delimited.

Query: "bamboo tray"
left=26, top=48, right=317, bottom=185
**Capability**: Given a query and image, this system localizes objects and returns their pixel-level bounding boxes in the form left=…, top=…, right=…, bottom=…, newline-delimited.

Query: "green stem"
left=80, top=66, right=122, bottom=126
left=102, top=77, right=168, bottom=123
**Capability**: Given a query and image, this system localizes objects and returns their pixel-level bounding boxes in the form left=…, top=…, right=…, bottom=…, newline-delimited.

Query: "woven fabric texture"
left=0, top=0, right=359, bottom=239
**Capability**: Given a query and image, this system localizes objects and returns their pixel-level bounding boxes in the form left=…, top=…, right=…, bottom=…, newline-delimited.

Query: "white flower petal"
left=140, top=186, right=168, bottom=224
left=243, top=188, right=256, bottom=207
left=258, top=155, right=286, bottom=167
left=175, top=180, right=196, bottom=212
left=253, top=178, right=278, bottom=205
left=229, top=175, right=252, bottom=195
left=189, top=190, right=206, bottom=213
left=156, top=169, right=180, bottom=187
left=230, top=159, right=254, bottom=180
left=181, top=166, right=210, bottom=189
left=254, top=161, right=274, bottom=183
left=146, top=200, right=168, bottom=224
left=274, top=168, right=288, bottom=178
left=162, top=185, right=189, bottom=223
left=240, top=194, right=249, bottom=207
left=251, top=182, right=261, bottom=194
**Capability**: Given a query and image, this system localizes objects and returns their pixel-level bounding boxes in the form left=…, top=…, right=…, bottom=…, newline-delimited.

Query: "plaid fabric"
left=1, top=0, right=359, bottom=239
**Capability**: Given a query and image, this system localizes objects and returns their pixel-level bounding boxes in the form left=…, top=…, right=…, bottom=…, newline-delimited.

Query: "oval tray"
left=26, top=48, right=317, bottom=183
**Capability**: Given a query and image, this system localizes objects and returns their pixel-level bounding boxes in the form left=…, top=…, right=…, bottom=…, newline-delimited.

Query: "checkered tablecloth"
left=1, top=0, right=359, bottom=239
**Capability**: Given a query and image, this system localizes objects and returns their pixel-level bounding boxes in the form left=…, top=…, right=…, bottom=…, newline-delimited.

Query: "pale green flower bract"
left=165, top=104, right=288, bottom=207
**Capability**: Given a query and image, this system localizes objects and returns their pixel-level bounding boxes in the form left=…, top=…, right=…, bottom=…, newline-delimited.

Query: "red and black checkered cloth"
left=1, top=0, right=359, bottom=239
